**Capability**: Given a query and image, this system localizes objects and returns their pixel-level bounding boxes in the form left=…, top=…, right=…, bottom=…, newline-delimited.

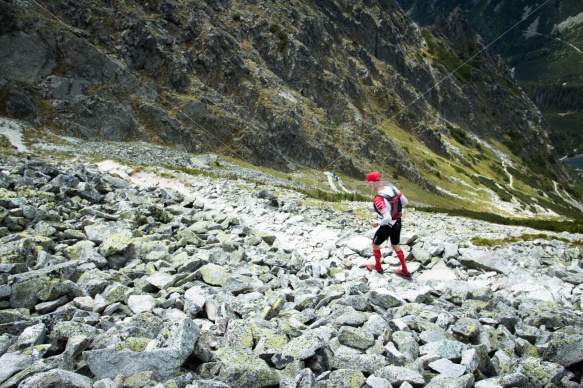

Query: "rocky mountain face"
left=0, top=0, right=569, bottom=185
left=397, top=0, right=583, bottom=157
left=0, top=151, right=582, bottom=387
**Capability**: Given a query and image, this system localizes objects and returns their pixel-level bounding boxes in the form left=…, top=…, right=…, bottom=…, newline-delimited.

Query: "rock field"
left=0, top=151, right=582, bottom=388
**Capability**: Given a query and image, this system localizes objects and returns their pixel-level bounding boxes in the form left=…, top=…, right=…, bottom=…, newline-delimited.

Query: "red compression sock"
left=396, top=250, right=409, bottom=274
left=373, top=249, right=382, bottom=271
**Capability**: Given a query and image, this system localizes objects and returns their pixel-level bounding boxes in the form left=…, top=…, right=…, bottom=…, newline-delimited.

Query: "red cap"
left=366, top=171, right=381, bottom=182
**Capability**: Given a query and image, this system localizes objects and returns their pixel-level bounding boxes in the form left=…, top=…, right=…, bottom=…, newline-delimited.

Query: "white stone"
left=127, top=295, right=157, bottom=314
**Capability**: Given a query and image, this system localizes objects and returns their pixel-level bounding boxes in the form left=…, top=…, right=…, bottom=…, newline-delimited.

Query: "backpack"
left=375, top=187, right=403, bottom=219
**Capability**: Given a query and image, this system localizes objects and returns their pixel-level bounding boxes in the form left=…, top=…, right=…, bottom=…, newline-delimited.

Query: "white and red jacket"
left=373, top=186, right=408, bottom=226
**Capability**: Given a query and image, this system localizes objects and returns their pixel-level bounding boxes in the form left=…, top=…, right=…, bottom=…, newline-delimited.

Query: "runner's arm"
left=400, top=193, right=409, bottom=207
left=373, top=196, right=393, bottom=226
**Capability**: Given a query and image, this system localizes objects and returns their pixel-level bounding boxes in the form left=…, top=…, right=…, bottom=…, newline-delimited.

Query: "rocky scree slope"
left=0, top=153, right=583, bottom=387
left=0, top=0, right=568, bottom=185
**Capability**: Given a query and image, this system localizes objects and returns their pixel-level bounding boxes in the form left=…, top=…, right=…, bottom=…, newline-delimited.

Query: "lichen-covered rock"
left=121, top=371, right=158, bottom=388
left=114, top=337, right=151, bottom=352
left=84, top=222, right=133, bottom=245
left=215, top=347, right=280, bottom=388
left=426, top=374, right=475, bottom=388
left=392, top=331, right=419, bottom=361
left=251, top=320, right=289, bottom=351
left=252, top=230, right=276, bottom=246
left=122, top=313, right=164, bottom=339
left=331, top=354, right=388, bottom=373
left=100, top=230, right=133, bottom=257
left=272, top=331, right=324, bottom=367
left=225, top=319, right=254, bottom=349
left=375, top=365, right=425, bottom=386
left=338, top=326, right=374, bottom=350
left=542, top=331, right=583, bottom=367
left=10, top=277, right=47, bottom=308
left=451, top=317, right=482, bottom=340
left=0, top=237, right=34, bottom=264
left=87, top=318, right=198, bottom=380
left=326, top=369, right=366, bottom=388
left=51, top=321, right=98, bottom=341
left=510, top=357, right=566, bottom=387
left=199, top=263, right=229, bottom=286
left=420, top=339, right=468, bottom=360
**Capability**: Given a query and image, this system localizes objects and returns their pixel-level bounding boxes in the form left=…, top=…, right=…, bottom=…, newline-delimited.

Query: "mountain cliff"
left=397, top=0, right=583, bottom=158
left=0, top=0, right=581, bottom=217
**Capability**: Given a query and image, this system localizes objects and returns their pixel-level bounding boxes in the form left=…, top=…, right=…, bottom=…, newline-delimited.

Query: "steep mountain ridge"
left=0, top=0, right=581, bottom=218
left=397, top=0, right=583, bottom=158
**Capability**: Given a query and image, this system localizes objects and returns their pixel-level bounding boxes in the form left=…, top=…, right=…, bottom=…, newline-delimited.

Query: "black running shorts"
left=372, top=218, right=402, bottom=246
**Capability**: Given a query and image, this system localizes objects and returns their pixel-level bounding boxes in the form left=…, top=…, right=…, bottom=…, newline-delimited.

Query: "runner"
left=366, top=171, right=411, bottom=278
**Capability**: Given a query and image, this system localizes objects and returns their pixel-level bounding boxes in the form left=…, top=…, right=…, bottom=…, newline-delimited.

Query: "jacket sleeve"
left=374, top=196, right=393, bottom=226
left=400, top=193, right=409, bottom=207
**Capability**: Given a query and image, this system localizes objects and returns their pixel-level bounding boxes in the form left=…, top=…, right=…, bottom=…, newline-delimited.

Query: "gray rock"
left=460, top=249, right=513, bottom=274
left=87, top=318, right=198, bottom=380
left=428, top=358, right=467, bottom=378
left=366, top=375, right=392, bottom=388
left=215, top=347, right=280, bottom=388
left=223, top=274, right=264, bottom=295
left=18, top=369, right=92, bottom=388
left=127, top=294, right=157, bottom=314
left=442, top=242, right=459, bottom=260
left=411, top=245, right=432, bottom=265
left=346, top=236, right=372, bottom=256
left=0, top=32, right=55, bottom=84
left=509, top=357, right=566, bottom=387
left=369, top=288, right=405, bottom=309
left=460, top=348, right=480, bottom=373
left=16, top=323, right=46, bottom=349
left=326, top=369, right=366, bottom=387
left=199, top=263, right=229, bottom=286
left=392, top=331, right=419, bottom=361
left=375, top=365, right=425, bottom=386
left=420, top=339, right=467, bottom=360
left=0, top=353, right=33, bottom=384
left=331, top=353, right=387, bottom=373
left=338, top=326, right=375, bottom=350
left=273, top=332, right=325, bottom=365
left=425, top=374, right=475, bottom=388
left=183, top=286, right=208, bottom=317
left=362, top=314, right=390, bottom=337
left=542, top=331, right=583, bottom=367
left=146, top=272, right=177, bottom=290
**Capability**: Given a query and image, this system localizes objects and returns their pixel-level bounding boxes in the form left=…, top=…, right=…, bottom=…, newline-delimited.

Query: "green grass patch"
left=416, top=205, right=583, bottom=233
left=422, top=29, right=477, bottom=84
left=446, top=122, right=480, bottom=149
left=471, top=175, right=513, bottom=202
left=471, top=233, right=572, bottom=246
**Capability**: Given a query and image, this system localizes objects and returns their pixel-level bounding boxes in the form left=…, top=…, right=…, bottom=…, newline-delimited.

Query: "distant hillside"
left=397, top=0, right=583, bottom=157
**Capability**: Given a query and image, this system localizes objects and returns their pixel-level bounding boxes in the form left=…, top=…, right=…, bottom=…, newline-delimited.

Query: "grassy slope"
left=2, top=120, right=583, bottom=235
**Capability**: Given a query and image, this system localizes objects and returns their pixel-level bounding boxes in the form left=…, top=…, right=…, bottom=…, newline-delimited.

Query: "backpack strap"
left=376, top=189, right=403, bottom=219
